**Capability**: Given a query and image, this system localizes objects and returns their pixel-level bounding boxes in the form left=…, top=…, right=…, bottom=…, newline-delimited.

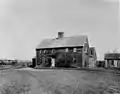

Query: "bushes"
left=55, top=52, right=73, bottom=68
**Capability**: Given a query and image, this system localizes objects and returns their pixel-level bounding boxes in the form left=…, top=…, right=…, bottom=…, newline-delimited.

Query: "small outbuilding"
left=104, top=52, right=120, bottom=68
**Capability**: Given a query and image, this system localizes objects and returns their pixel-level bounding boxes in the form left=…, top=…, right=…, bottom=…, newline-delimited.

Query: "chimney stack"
left=58, top=32, right=64, bottom=39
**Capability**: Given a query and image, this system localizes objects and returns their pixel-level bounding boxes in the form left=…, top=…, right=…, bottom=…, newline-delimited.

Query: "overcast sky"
left=0, top=0, right=119, bottom=60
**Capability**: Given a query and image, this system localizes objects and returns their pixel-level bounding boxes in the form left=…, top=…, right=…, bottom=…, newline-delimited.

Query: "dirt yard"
left=0, top=68, right=120, bottom=94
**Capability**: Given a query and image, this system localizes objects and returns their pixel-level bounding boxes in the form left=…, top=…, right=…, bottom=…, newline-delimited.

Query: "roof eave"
left=36, top=45, right=84, bottom=50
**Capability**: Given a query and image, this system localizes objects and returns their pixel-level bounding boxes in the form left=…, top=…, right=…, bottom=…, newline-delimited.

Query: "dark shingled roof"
left=36, top=35, right=88, bottom=49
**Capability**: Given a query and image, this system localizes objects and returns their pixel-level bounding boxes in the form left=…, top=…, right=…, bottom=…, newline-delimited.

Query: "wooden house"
left=35, top=32, right=90, bottom=68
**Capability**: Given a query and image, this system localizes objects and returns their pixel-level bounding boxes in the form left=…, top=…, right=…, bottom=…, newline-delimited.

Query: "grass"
left=1, top=81, right=31, bottom=94
left=0, top=68, right=120, bottom=94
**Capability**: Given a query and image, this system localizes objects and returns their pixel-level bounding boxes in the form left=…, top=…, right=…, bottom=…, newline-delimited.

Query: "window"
left=39, top=50, right=42, bottom=54
left=44, top=50, right=46, bottom=53
left=91, top=50, right=93, bottom=55
left=65, top=48, right=68, bottom=52
left=41, top=50, right=44, bottom=54
left=73, top=48, right=77, bottom=52
left=52, top=49, right=55, bottom=53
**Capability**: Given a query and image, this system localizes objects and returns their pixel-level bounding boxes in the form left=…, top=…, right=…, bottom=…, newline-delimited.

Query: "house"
left=89, top=47, right=97, bottom=68
left=35, top=32, right=90, bottom=68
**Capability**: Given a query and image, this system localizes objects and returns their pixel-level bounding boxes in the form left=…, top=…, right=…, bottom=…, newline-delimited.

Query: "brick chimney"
left=58, top=32, right=64, bottom=39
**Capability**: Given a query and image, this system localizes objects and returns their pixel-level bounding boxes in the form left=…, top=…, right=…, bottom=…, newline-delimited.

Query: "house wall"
left=89, top=58, right=96, bottom=68
left=88, top=48, right=97, bottom=68
left=72, top=52, right=83, bottom=67
left=36, top=48, right=65, bottom=67
left=36, top=47, right=84, bottom=68
left=36, top=49, right=46, bottom=67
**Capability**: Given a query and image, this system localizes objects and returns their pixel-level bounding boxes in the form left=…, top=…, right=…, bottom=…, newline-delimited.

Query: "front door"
left=51, top=58, right=55, bottom=67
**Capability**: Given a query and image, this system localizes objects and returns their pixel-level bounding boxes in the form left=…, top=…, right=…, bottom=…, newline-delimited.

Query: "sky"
left=0, top=0, right=119, bottom=60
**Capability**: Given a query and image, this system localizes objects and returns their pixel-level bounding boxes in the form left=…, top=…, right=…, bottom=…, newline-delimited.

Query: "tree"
left=54, top=51, right=73, bottom=67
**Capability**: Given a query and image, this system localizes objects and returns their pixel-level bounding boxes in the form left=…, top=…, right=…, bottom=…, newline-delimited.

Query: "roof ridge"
left=43, top=35, right=87, bottom=40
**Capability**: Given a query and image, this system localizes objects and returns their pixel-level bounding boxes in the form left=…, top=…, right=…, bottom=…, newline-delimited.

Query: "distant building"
left=35, top=32, right=91, bottom=68
left=89, top=47, right=97, bottom=68
left=104, top=52, right=120, bottom=68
